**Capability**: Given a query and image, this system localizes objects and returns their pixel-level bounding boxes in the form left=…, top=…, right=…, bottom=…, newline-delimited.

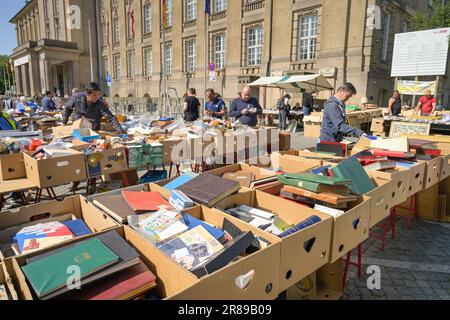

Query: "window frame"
left=143, top=47, right=153, bottom=77
left=113, top=54, right=121, bottom=80
left=143, top=3, right=152, bottom=34
left=297, top=13, right=318, bottom=61
left=246, top=25, right=263, bottom=67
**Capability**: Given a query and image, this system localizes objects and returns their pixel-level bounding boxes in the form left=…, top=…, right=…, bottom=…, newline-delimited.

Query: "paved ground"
left=341, top=217, right=450, bottom=300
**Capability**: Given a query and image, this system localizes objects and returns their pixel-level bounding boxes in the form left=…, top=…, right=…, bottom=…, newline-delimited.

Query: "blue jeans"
left=303, top=107, right=312, bottom=116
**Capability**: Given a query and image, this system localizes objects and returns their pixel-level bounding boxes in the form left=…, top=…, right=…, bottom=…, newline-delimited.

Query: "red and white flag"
left=127, top=4, right=135, bottom=39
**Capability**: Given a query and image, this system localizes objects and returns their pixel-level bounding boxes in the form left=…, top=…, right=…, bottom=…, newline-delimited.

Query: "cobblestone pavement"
left=341, top=217, right=450, bottom=300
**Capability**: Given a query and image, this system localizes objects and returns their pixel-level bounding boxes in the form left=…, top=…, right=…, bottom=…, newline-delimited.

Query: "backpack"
left=277, top=98, right=286, bottom=111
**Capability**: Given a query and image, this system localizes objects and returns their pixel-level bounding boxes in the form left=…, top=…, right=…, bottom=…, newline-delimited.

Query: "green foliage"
left=0, top=55, right=12, bottom=94
left=410, top=1, right=450, bottom=31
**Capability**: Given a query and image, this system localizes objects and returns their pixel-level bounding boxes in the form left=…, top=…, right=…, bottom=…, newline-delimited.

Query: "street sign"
left=209, top=71, right=216, bottom=82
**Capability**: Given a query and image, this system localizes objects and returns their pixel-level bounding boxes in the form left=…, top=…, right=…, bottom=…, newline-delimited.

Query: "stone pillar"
left=29, top=16, right=34, bottom=41
left=62, top=63, right=69, bottom=97
left=28, top=55, right=41, bottom=95
left=21, top=65, right=30, bottom=96
left=15, top=66, right=23, bottom=95
left=16, top=27, right=21, bottom=46
left=72, top=60, right=80, bottom=90
left=45, top=60, right=54, bottom=92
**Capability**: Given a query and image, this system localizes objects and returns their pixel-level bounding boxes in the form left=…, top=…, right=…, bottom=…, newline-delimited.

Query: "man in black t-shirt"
left=183, top=88, right=200, bottom=122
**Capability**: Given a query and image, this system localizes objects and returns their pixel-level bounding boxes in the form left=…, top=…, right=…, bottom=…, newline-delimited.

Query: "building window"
left=213, top=33, right=226, bottom=70
left=126, top=51, right=135, bottom=78
left=165, top=0, right=173, bottom=28
left=113, top=17, right=120, bottom=43
left=214, top=0, right=227, bottom=12
left=54, top=0, right=62, bottom=40
left=184, top=38, right=197, bottom=72
left=246, top=25, right=263, bottom=66
left=298, top=14, right=318, bottom=60
left=144, top=47, right=153, bottom=76
left=164, top=43, right=172, bottom=74
left=185, top=0, right=197, bottom=22
left=143, top=3, right=152, bottom=34
left=381, top=12, right=391, bottom=62
left=113, top=54, right=121, bottom=79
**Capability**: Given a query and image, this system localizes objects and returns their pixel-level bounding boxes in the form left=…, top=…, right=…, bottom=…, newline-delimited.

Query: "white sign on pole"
left=391, top=28, right=450, bottom=77
left=209, top=71, right=216, bottom=82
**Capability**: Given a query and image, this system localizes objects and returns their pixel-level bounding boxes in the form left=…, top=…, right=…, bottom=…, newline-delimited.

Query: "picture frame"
left=389, top=121, right=431, bottom=138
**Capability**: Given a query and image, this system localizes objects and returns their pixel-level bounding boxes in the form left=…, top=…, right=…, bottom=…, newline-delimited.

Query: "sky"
left=0, top=1, right=27, bottom=56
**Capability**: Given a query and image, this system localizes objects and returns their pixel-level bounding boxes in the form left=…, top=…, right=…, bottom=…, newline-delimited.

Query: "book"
left=63, top=260, right=156, bottom=300
left=223, top=171, right=255, bottom=188
left=395, top=161, right=418, bottom=169
left=121, top=190, right=174, bottom=213
left=278, top=175, right=351, bottom=195
left=309, top=165, right=332, bottom=176
left=280, top=190, right=349, bottom=209
left=370, top=149, right=415, bottom=159
left=62, top=220, right=92, bottom=237
left=363, top=160, right=397, bottom=171
left=314, top=204, right=346, bottom=218
left=190, top=232, right=255, bottom=278
left=278, top=216, right=322, bottom=238
left=416, top=148, right=441, bottom=156
left=0, top=284, right=8, bottom=300
left=282, top=173, right=351, bottom=186
left=175, top=173, right=240, bottom=207
left=249, top=176, right=279, bottom=189
left=22, top=238, right=119, bottom=299
left=183, top=214, right=225, bottom=241
left=169, top=190, right=195, bottom=210
left=234, top=205, right=275, bottom=220
left=16, top=221, right=75, bottom=255
left=370, top=137, right=409, bottom=152
left=159, top=226, right=224, bottom=271
left=26, top=231, right=140, bottom=300
left=317, top=142, right=345, bottom=157
left=408, top=139, right=436, bottom=149
left=164, top=172, right=199, bottom=191
left=331, top=157, right=375, bottom=195
left=128, top=210, right=188, bottom=243
left=283, top=185, right=358, bottom=205
left=93, top=194, right=136, bottom=223
left=357, top=156, right=389, bottom=165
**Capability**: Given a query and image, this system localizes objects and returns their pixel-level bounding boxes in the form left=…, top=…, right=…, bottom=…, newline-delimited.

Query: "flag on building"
left=127, top=3, right=135, bottom=39
left=162, top=0, right=168, bottom=29
left=205, top=0, right=211, bottom=15
left=106, top=18, right=110, bottom=47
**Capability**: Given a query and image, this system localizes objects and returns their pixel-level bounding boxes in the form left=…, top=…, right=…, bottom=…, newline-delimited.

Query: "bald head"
left=241, top=85, right=251, bottom=102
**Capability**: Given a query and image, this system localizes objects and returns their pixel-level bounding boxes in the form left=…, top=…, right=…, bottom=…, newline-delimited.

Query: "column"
left=72, top=60, right=80, bottom=90
left=44, top=60, right=54, bottom=92
left=29, top=55, right=41, bottom=95
left=16, top=27, right=21, bottom=46
left=15, top=66, right=23, bottom=95
left=62, top=63, right=68, bottom=97
left=21, top=65, right=30, bottom=96
left=29, top=16, right=34, bottom=41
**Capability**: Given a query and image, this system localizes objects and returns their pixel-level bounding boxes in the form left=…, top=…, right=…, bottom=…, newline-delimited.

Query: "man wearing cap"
left=416, top=90, right=437, bottom=116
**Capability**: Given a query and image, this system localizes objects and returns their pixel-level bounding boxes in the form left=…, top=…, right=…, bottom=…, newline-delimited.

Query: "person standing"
left=183, top=88, right=200, bottom=122
left=320, top=83, right=365, bottom=142
left=63, top=82, right=124, bottom=133
left=41, top=91, right=56, bottom=112
left=277, top=94, right=291, bottom=131
left=416, top=90, right=437, bottom=116
left=302, top=90, right=317, bottom=116
left=388, top=90, right=402, bottom=116
left=229, top=85, right=262, bottom=126
left=205, top=88, right=227, bottom=119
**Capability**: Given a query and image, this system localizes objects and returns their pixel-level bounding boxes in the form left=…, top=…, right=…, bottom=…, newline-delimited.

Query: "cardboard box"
left=0, top=260, right=18, bottom=300
left=73, top=128, right=101, bottom=142
left=368, top=169, right=411, bottom=206
left=326, top=195, right=371, bottom=263
left=0, top=153, right=26, bottom=181
left=52, top=118, right=92, bottom=139
left=420, top=156, right=443, bottom=190
left=212, top=190, right=333, bottom=293
left=23, top=150, right=88, bottom=189
left=286, top=272, right=317, bottom=300
left=270, top=152, right=322, bottom=174
left=0, top=195, right=119, bottom=259
left=304, top=123, right=322, bottom=139
left=370, top=118, right=387, bottom=133
left=207, top=163, right=277, bottom=181
left=279, top=133, right=291, bottom=151
left=405, top=162, right=426, bottom=197
left=172, top=205, right=281, bottom=300
left=316, top=259, right=344, bottom=300
left=161, top=139, right=187, bottom=163
left=366, top=176, right=394, bottom=228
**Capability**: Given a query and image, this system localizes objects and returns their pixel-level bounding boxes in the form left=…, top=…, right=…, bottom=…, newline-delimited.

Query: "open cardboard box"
left=1, top=260, right=18, bottom=300
left=419, top=156, right=443, bottom=190
left=23, top=150, right=88, bottom=189
left=367, top=168, right=411, bottom=206
left=211, top=190, right=333, bottom=293
left=366, top=176, right=394, bottom=228
left=270, top=152, right=322, bottom=174
left=207, top=163, right=278, bottom=181
left=0, top=195, right=119, bottom=259
left=71, top=141, right=128, bottom=178
left=52, top=117, right=92, bottom=139
left=0, top=153, right=26, bottom=181
left=172, top=205, right=281, bottom=300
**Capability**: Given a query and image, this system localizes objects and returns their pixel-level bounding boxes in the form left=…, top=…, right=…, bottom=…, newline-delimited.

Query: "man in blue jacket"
left=41, top=91, right=56, bottom=112
left=320, top=83, right=364, bottom=142
left=229, top=85, right=262, bottom=126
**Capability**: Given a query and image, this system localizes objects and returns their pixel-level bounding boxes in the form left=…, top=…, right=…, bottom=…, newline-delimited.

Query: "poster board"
left=391, top=28, right=450, bottom=77
left=389, top=121, right=431, bottom=138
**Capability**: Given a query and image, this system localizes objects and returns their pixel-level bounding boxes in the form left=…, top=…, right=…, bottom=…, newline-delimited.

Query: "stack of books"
left=21, top=231, right=156, bottom=300
left=93, top=190, right=174, bottom=224
left=278, top=172, right=357, bottom=209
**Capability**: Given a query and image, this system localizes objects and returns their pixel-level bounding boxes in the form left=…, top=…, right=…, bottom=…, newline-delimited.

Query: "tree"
left=410, top=1, right=450, bottom=31
left=0, top=55, right=13, bottom=95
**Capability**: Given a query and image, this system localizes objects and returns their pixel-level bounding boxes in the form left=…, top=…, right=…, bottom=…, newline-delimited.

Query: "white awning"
left=249, top=74, right=333, bottom=92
